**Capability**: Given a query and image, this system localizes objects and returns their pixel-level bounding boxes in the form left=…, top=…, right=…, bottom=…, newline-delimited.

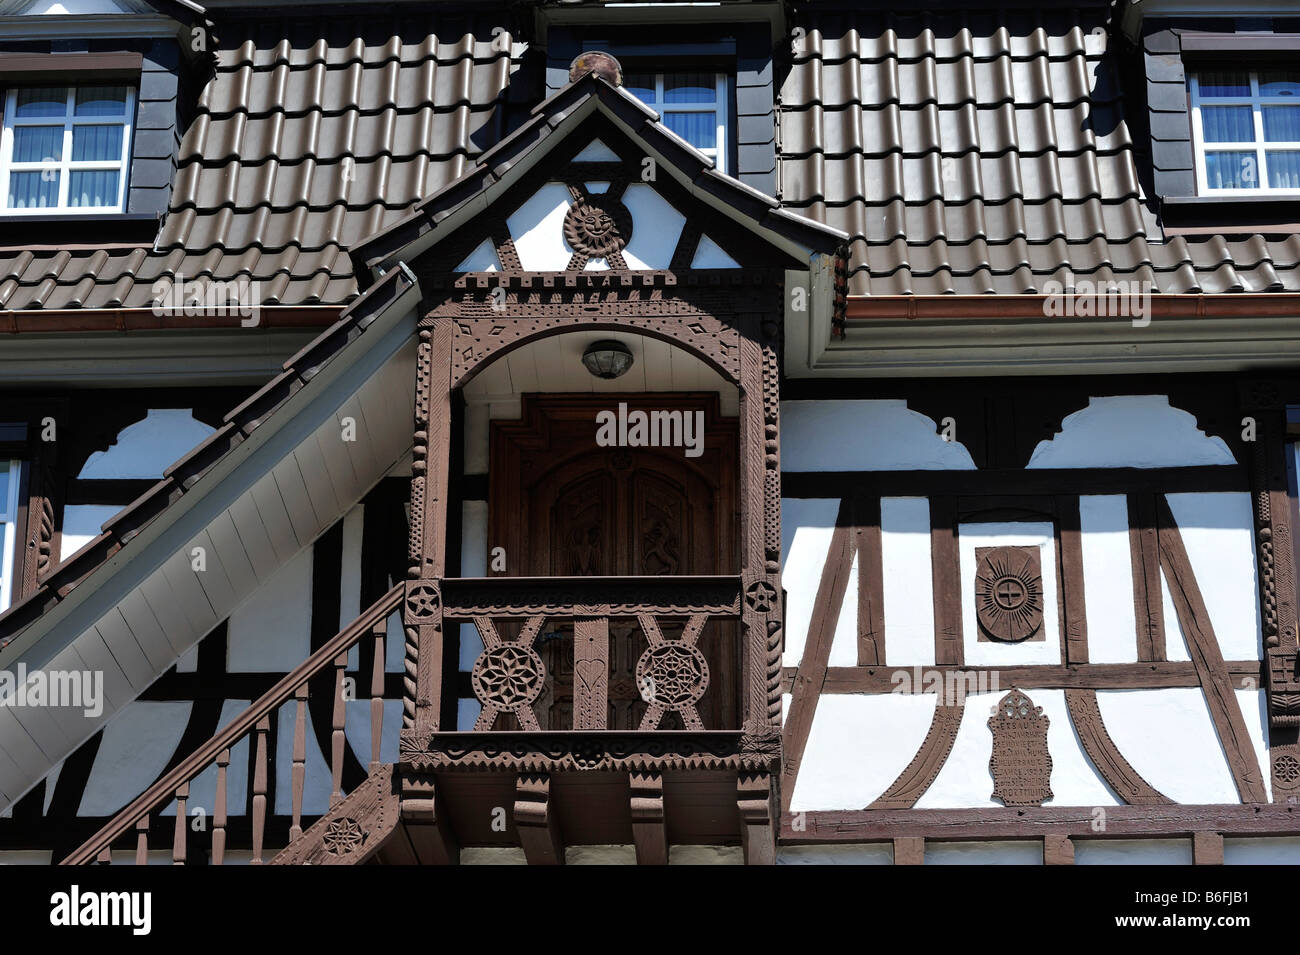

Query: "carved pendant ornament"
left=975, top=546, right=1044, bottom=642
left=988, top=689, right=1053, bottom=807
left=564, top=197, right=633, bottom=257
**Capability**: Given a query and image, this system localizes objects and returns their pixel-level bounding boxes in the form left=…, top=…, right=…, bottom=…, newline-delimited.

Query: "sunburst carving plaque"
left=974, top=545, right=1044, bottom=642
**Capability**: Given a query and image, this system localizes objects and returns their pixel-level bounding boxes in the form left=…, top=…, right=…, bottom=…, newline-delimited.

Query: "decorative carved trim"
left=440, top=576, right=742, bottom=618
left=974, top=545, right=1045, bottom=643
left=271, top=764, right=398, bottom=865
left=868, top=703, right=964, bottom=810
left=988, top=689, right=1053, bottom=808
left=1063, top=689, right=1172, bottom=805
left=399, top=730, right=772, bottom=773
left=1267, top=649, right=1300, bottom=728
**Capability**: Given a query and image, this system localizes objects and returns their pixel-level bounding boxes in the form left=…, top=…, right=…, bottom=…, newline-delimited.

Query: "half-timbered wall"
left=777, top=379, right=1300, bottom=864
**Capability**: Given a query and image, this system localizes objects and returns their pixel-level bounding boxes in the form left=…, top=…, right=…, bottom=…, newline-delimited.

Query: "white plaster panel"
left=60, top=504, right=120, bottom=562
left=455, top=238, right=500, bottom=272
left=226, top=546, right=313, bottom=672
left=619, top=183, right=686, bottom=270
left=881, top=497, right=935, bottom=666
left=1027, top=396, right=1236, bottom=469
left=1224, top=837, right=1300, bottom=864
left=506, top=183, right=574, bottom=271
left=1166, top=492, right=1262, bottom=661
left=926, top=841, right=1043, bottom=864
left=913, top=689, right=1119, bottom=809
left=691, top=235, right=740, bottom=268
left=79, top=409, right=216, bottom=478
left=788, top=693, right=937, bottom=812
left=777, top=844, right=893, bottom=865
left=958, top=523, right=1062, bottom=667
left=779, top=498, right=840, bottom=667
left=827, top=553, right=858, bottom=667
left=78, top=702, right=191, bottom=816
left=1095, top=688, right=1239, bottom=803
left=781, top=400, right=976, bottom=471
left=1161, top=567, right=1192, bottom=662
left=1075, top=838, right=1193, bottom=864
left=573, top=139, right=620, bottom=162
left=1235, top=688, right=1271, bottom=803
left=1079, top=495, right=1139, bottom=664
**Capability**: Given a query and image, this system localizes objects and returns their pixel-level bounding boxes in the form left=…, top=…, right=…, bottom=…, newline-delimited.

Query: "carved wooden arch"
left=446, top=313, right=743, bottom=393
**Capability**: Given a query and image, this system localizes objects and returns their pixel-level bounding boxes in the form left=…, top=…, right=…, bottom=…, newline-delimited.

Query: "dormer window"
left=0, top=84, right=135, bottom=213
left=624, top=72, right=729, bottom=174
left=1189, top=69, right=1300, bottom=194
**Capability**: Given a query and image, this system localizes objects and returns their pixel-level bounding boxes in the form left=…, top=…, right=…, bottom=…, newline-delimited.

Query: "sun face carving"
left=564, top=197, right=633, bottom=257
left=975, top=546, right=1044, bottom=643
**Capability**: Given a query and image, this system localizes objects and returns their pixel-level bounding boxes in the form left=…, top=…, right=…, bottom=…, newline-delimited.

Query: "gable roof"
left=0, top=11, right=519, bottom=312
left=780, top=4, right=1300, bottom=295
left=354, top=67, right=847, bottom=276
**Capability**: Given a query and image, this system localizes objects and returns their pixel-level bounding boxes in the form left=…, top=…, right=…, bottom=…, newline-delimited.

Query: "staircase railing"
left=61, top=582, right=404, bottom=865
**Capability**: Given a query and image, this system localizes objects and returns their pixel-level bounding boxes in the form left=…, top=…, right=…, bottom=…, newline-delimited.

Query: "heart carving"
left=575, top=660, right=606, bottom=691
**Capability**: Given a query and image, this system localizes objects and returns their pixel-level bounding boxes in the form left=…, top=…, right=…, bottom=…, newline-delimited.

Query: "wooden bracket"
left=630, top=771, right=667, bottom=865
left=514, top=773, right=564, bottom=865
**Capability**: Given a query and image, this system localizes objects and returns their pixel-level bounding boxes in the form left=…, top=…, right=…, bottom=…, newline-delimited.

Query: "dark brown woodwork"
left=1157, top=496, right=1269, bottom=804
left=1064, top=689, right=1172, bottom=805
left=1192, top=830, right=1224, bottom=865
left=974, top=546, right=1045, bottom=643
left=988, top=689, right=1053, bottom=808
left=794, top=661, right=1265, bottom=694
left=737, top=771, right=775, bottom=865
left=1128, top=493, right=1166, bottom=662
left=930, top=497, right=963, bottom=665
left=781, top=465, right=1248, bottom=498
left=780, top=500, right=853, bottom=812
left=514, top=774, right=564, bottom=865
left=855, top=495, right=885, bottom=666
left=1043, top=834, right=1075, bottom=865
left=630, top=771, right=667, bottom=865
left=1056, top=496, right=1089, bottom=664
left=893, top=836, right=925, bottom=865
left=400, top=773, right=459, bottom=865
left=272, top=764, right=400, bottom=865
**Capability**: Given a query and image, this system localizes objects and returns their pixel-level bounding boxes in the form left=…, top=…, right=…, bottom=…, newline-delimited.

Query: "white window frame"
left=627, top=72, right=729, bottom=174
left=1190, top=70, right=1300, bottom=196
left=0, top=460, right=20, bottom=613
left=0, top=84, right=135, bottom=214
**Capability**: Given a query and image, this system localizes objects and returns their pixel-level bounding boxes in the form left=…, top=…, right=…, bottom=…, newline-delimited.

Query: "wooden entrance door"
left=489, top=394, right=738, bottom=730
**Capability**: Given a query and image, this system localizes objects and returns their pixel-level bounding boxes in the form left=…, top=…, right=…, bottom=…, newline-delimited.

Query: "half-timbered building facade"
left=0, top=0, right=1299, bottom=865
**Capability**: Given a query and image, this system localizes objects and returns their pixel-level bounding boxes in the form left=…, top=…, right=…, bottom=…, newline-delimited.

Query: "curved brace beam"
left=272, top=763, right=399, bottom=865
left=1064, top=688, right=1172, bottom=805
left=868, top=701, right=965, bottom=810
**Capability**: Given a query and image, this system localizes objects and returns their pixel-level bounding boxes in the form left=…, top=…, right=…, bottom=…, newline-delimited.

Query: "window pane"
left=1263, top=106, right=1300, bottom=142
left=1204, top=151, right=1259, bottom=189
left=664, top=111, right=717, bottom=150
left=1198, top=71, right=1251, bottom=97
left=1260, top=71, right=1300, bottom=97
left=72, top=124, right=123, bottom=161
left=664, top=72, right=716, bottom=103
left=624, top=73, right=655, bottom=102
left=1267, top=151, right=1300, bottom=189
left=0, top=464, right=8, bottom=513
left=15, top=87, right=65, bottom=118
left=8, top=170, right=59, bottom=208
left=1202, top=105, right=1255, bottom=142
left=67, top=169, right=119, bottom=207
left=74, top=85, right=128, bottom=117
left=12, top=125, right=62, bottom=163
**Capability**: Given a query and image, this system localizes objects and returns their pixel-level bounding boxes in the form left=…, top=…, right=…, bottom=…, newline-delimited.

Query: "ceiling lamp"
left=581, top=340, right=634, bottom=379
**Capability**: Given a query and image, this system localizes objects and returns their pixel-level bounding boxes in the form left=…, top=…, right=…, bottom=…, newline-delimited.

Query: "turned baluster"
left=290, top=683, right=308, bottom=839
left=213, top=748, right=230, bottom=866
left=370, top=620, right=386, bottom=771
left=251, top=715, right=270, bottom=865
left=330, top=652, right=347, bottom=807
left=135, top=816, right=149, bottom=866
left=172, top=782, right=188, bottom=864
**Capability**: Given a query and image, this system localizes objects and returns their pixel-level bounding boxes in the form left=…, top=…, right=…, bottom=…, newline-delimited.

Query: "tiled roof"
left=779, top=5, right=1300, bottom=295
left=0, top=14, right=520, bottom=311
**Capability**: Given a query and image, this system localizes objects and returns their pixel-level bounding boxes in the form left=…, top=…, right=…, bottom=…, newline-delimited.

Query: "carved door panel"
left=490, top=395, right=738, bottom=730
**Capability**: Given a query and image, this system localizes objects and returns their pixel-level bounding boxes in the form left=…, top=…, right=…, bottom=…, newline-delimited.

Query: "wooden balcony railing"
left=61, top=583, right=404, bottom=865
left=443, top=575, right=743, bottom=733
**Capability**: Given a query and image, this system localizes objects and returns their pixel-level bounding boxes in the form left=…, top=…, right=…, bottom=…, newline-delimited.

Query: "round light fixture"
left=581, top=340, right=634, bottom=379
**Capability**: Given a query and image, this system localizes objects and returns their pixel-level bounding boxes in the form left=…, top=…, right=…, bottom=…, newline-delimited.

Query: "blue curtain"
left=664, top=73, right=715, bottom=103
left=664, top=111, right=716, bottom=150
left=1264, top=106, right=1300, bottom=143
left=1202, top=105, right=1254, bottom=143
left=72, top=125, right=122, bottom=161
left=73, top=86, right=127, bottom=117
left=1198, top=71, right=1251, bottom=98
left=8, top=171, right=58, bottom=208
left=1204, top=151, right=1257, bottom=189
left=12, top=125, right=60, bottom=163
left=1268, top=152, right=1300, bottom=189
left=15, top=88, right=64, bottom=119
left=67, top=170, right=118, bottom=207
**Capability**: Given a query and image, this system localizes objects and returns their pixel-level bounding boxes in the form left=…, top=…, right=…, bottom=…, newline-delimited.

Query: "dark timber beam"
left=630, top=771, right=667, bottom=866
left=514, top=774, right=564, bottom=866
left=400, top=774, right=459, bottom=866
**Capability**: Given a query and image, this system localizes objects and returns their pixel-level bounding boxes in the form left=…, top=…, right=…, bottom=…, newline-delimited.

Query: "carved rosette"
left=322, top=817, right=365, bottom=855
left=988, top=688, right=1053, bottom=807
left=636, top=643, right=709, bottom=708
left=975, top=546, right=1044, bottom=643
left=472, top=644, right=546, bottom=710
left=564, top=197, right=632, bottom=258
